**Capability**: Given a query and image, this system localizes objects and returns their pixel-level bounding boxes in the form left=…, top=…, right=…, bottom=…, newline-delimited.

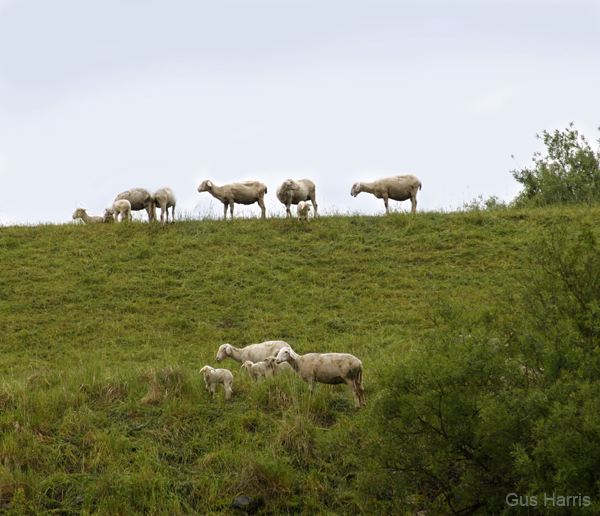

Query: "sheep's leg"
left=258, top=198, right=266, bottom=219
left=286, top=203, right=292, bottom=218
left=410, top=194, right=417, bottom=214
left=229, top=203, right=235, bottom=219
left=311, top=199, right=318, bottom=218
left=223, top=203, right=228, bottom=220
left=383, top=195, right=390, bottom=215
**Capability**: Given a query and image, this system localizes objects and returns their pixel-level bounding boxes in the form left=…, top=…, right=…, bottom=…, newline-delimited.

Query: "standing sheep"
left=276, top=178, right=318, bottom=218
left=198, top=180, right=268, bottom=220
left=240, top=360, right=273, bottom=383
left=152, top=187, right=176, bottom=225
left=114, top=188, right=154, bottom=226
left=276, top=347, right=366, bottom=408
left=215, top=341, right=291, bottom=365
left=350, top=174, right=422, bottom=215
left=72, top=208, right=104, bottom=224
left=296, top=201, right=312, bottom=225
left=200, top=365, right=233, bottom=400
left=103, top=199, right=132, bottom=223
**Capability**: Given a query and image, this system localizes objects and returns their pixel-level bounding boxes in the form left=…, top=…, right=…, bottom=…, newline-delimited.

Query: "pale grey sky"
left=1, top=0, right=599, bottom=224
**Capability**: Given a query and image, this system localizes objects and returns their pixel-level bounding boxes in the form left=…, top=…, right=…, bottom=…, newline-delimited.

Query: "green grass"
left=0, top=206, right=596, bottom=515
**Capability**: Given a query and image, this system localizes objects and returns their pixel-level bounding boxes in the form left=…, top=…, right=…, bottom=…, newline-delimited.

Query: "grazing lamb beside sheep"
left=114, top=187, right=154, bottom=226
left=72, top=208, right=104, bottom=224
left=350, top=174, right=422, bottom=215
left=264, top=355, right=293, bottom=375
left=276, top=178, right=318, bottom=218
left=241, top=360, right=273, bottom=383
left=215, top=341, right=291, bottom=365
left=198, top=180, right=268, bottom=220
left=276, top=347, right=366, bottom=408
left=200, top=365, right=233, bottom=400
left=296, top=201, right=312, bottom=225
left=152, top=187, right=176, bottom=225
left=103, top=199, right=132, bottom=223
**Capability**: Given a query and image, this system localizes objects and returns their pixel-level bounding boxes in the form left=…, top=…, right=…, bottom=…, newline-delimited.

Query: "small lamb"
left=104, top=199, right=132, bottom=223
left=296, top=201, right=312, bottom=225
left=240, top=360, right=273, bottom=383
left=200, top=365, right=233, bottom=400
left=72, top=208, right=104, bottom=224
left=264, top=356, right=293, bottom=375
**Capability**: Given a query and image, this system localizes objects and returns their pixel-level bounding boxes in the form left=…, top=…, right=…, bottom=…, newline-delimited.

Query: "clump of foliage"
left=374, top=220, right=600, bottom=514
left=512, top=123, right=600, bottom=206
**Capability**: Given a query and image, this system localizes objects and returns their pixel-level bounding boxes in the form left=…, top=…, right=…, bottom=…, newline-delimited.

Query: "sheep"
left=276, top=178, right=318, bottom=218
left=114, top=188, right=154, bottom=226
left=72, top=208, right=104, bottom=224
left=264, top=355, right=294, bottom=375
left=275, top=347, right=366, bottom=408
left=199, top=365, right=233, bottom=400
left=103, top=199, right=132, bottom=223
left=350, top=174, right=422, bottom=215
left=240, top=360, right=273, bottom=383
left=296, top=201, right=312, bottom=225
left=215, top=340, right=291, bottom=365
left=198, top=180, right=268, bottom=220
left=152, top=187, right=176, bottom=225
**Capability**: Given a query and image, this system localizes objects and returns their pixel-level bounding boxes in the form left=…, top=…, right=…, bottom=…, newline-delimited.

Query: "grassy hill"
left=0, top=206, right=595, bottom=515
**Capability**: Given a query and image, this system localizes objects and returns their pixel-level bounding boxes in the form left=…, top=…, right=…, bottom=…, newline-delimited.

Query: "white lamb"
left=215, top=341, right=291, bottom=365
left=350, top=174, right=422, bottom=215
left=276, top=178, right=318, bottom=218
left=264, top=355, right=293, bottom=375
left=103, top=199, right=132, bottom=223
left=199, top=365, right=233, bottom=400
left=275, top=347, right=366, bottom=408
left=198, top=180, right=268, bottom=220
left=240, top=360, right=273, bottom=383
left=296, top=201, right=312, bottom=225
left=72, top=208, right=104, bottom=224
left=152, top=187, right=176, bottom=225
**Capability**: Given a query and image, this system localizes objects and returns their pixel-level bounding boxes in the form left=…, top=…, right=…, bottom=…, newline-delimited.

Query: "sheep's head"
left=276, top=347, right=292, bottom=364
left=241, top=361, right=253, bottom=370
left=350, top=182, right=362, bottom=197
left=264, top=356, right=277, bottom=368
left=72, top=208, right=85, bottom=220
left=102, top=210, right=114, bottom=223
left=282, top=179, right=300, bottom=192
left=215, top=344, right=231, bottom=362
left=198, top=180, right=213, bottom=193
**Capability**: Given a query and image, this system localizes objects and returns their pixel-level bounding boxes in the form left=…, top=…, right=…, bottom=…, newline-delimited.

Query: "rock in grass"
left=230, top=493, right=263, bottom=515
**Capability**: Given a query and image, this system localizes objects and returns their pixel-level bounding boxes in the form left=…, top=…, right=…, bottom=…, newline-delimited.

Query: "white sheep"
left=114, top=188, right=154, bottom=226
left=215, top=340, right=291, bottom=365
left=72, top=208, right=104, bottom=224
left=152, top=187, right=176, bottom=225
left=276, top=178, right=318, bottom=218
left=275, top=347, right=366, bottom=408
left=240, top=360, right=273, bottom=383
left=296, top=201, right=312, bottom=225
left=350, top=174, right=422, bottom=215
left=199, top=365, right=233, bottom=400
left=103, top=199, right=132, bottom=223
left=264, top=355, right=294, bottom=375
left=198, top=180, right=268, bottom=220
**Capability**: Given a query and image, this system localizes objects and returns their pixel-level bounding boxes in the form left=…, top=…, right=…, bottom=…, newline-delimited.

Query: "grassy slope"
left=0, top=207, right=594, bottom=515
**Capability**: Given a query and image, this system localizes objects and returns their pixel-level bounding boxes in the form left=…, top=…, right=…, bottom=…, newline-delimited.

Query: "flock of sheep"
left=200, top=340, right=366, bottom=408
left=72, top=174, right=423, bottom=225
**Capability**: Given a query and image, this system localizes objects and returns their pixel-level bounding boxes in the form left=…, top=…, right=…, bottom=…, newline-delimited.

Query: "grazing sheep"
left=296, top=201, right=312, bottom=225
left=72, top=208, right=104, bottom=224
left=199, top=365, right=233, bottom=400
left=198, top=180, right=268, bottom=220
left=276, top=178, right=318, bottom=218
left=241, top=360, right=273, bottom=383
left=103, top=199, right=132, bottom=223
left=152, top=187, right=176, bottom=225
left=350, top=174, right=422, bottom=215
left=264, top=355, right=294, bottom=375
left=114, top=188, right=154, bottom=226
left=216, top=341, right=291, bottom=365
left=276, top=347, right=366, bottom=408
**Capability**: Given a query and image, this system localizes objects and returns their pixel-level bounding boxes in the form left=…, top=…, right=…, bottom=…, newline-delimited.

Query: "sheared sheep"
left=72, top=208, right=104, bottom=224
left=152, top=187, right=176, bottom=225
left=199, top=365, right=233, bottom=400
left=264, top=355, right=293, bottom=375
left=198, top=180, right=268, bottom=219
left=275, top=347, right=366, bottom=408
left=103, top=199, right=132, bottom=223
left=296, top=201, right=312, bottom=225
left=350, top=174, right=422, bottom=215
left=216, top=341, right=291, bottom=365
left=276, top=178, right=318, bottom=218
left=240, top=360, right=273, bottom=383
left=114, top=188, right=154, bottom=226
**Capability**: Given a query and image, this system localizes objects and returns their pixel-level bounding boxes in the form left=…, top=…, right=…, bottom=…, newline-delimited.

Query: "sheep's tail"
left=419, top=182, right=422, bottom=191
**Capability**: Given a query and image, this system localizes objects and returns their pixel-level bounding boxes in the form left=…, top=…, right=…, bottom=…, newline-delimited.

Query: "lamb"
left=275, top=347, right=366, bottom=408
left=198, top=180, right=268, bottom=220
left=72, top=208, right=104, bottom=224
left=215, top=340, right=291, bottom=365
left=152, top=187, right=176, bottom=225
left=103, top=199, right=132, bottom=223
left=114, top=188, right=154, bottom=226
left=350, top=174, right=422, bottom=215
left=199, top=365, right=233, bottom=400
left=296, top=201, right=312, bottom=225
left=264, top=355, right=293, bottom=375
left=276, top=178, right=318, bottom=218
left=240, top=360, right=273, bottom=383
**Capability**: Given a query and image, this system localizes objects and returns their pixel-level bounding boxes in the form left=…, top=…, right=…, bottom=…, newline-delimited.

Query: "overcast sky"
left=1, top=0, right=599, bottom=224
